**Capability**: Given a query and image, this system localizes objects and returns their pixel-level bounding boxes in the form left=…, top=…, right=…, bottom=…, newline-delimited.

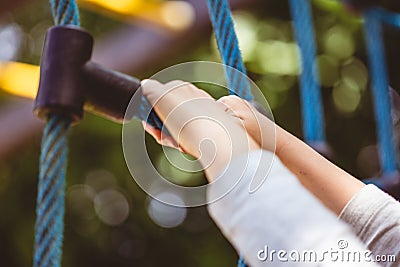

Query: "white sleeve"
left=339, top=184, right=400, bottom=266
left=207, top=150, right=381, bottom=267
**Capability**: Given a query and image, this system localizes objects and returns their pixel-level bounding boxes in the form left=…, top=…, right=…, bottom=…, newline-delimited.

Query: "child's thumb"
left=140, top=79, right=165, bottom=105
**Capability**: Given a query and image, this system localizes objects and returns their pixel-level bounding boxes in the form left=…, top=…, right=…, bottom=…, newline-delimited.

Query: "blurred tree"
left=2, top=0, right=400, bottom=266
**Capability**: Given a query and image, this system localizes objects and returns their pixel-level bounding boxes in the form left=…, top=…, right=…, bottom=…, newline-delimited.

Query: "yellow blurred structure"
left=79, top=0, right=156, bottom=16
left=0, top=1, right=197, bottom=99
left=78, top=0, right=195, bottom=31
left=0, top=62, right=39, bottom=99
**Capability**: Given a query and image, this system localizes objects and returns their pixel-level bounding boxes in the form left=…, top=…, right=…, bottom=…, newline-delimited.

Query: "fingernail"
left=162, top=139, right=175, bottom=148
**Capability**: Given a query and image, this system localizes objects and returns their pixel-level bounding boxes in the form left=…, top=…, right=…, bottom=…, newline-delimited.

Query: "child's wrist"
left=203, top=135, right=260, bottom=182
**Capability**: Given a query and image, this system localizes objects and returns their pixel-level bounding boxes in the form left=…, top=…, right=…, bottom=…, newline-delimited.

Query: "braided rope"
left=370, top=7, right=400, bottom=27
left=49, top=0, right=79, bottom=26
left=137, top=97, right=164, bottom=129
left=206, top=0, right=253, bottom=101
left=34, top=115, right=70, bottom=267
left=204, top=1, right=256, bottom=266
left=237, top=256, right=247, bottom=267
left=137, top=0, right=255, bottom=130
left=289, top=0, right=326, bottom=144
left=33, top=1, right=79, bottom=266
left=364, top=10, right=399, bottom=175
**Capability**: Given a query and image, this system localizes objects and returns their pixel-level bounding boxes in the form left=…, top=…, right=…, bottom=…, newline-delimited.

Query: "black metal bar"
left=34, top=26, right=141, bottom=123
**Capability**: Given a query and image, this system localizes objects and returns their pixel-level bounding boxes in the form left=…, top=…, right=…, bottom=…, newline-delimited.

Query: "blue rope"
left=34, top=115, right=70, bottom=267
left=364, top=10, right=399, bottom=175
left=49, top=0, right=79, bottom=26
left=205, top=1, right=255, bottom=266
left=136, top=0, right=255, bottom=129
left=136, top=97, right=164, bottom=130
left=206, top=0, right=253, bottom=101
left=289, top=0, right=326, bottom=145
left=370, top=8, right=400, bottom=28
left=33, top=1, right=79, bottom=266
left=237, top=256, right=247, bottom=267
left=137, top=0, right=255, bottom=130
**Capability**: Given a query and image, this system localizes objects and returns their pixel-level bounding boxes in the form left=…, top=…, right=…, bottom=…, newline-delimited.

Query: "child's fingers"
left=141, top=79, right=165, bottom=106
left=214, top=100, right=240, bottom=119
left=218, top=95, right=255, bottom=120
left=142, top=121, right=162, bottom=140
left=160, top=137, right=181, bottom=150
left=142, top=121, right=181, bottom=150
left=218, top=95, right=245, bottom=110
left=218, top=95, right=243, bottom=105
left=217, top=95, right=276, bottom=152
left=217, top=96, right=246, bottom=119
left=164, top=80, right=191, bottom=91
left=218, top=95, right=262, bottom=126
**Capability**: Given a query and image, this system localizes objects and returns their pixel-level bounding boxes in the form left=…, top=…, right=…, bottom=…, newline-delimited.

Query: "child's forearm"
left=217, top=95, right=365, bottom=214
left=208, top=150, right=378, bottom=267
left=275, top=126, right=365, bottom=215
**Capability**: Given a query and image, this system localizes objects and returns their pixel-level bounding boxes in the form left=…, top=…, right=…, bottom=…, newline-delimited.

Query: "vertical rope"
left=137, top=0, right=255, bottom=129
left=206, top=0, right=253, bottom=101
left=138, top=0, right=255, bottom=132
left=34, top=115, right=70, bottom=267
left=237, top=256, right=246, bottom=267
left=205, top=1, right=254, bottom=266
left=33, top=1, right=79, bottom=266
left=49, top=0, right=80, bottom=26
left=370, top=7, right=400, bottom=28
left=289, top=0, right=326, bottom=145
left=137, top=97, right=164, bottom=129
left=364, top=10, right=399, bottom=175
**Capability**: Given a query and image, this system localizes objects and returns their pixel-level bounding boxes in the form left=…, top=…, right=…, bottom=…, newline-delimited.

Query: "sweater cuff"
left=339, top=184, right=392, bottom=236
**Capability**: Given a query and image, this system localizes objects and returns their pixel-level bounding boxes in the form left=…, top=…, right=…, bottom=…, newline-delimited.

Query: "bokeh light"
left=255, top=41, right=300, bottom=75
left=1, top=1, right=396, bottom=266
left=85, top=169, right=117, bottom=192
left=27, top=20, right=53, bottom=59
left=257, top=19, right=292, bottom=42
left=94, top=189, right=130, bottom=226
left=332, top=80, right=361, bottom=114
left=0, top=23, right=23, bottom=62
left=232, top=12, right=258, bottom=61
left=357, top=145, right=380, bottom=178
left=66, top=184, right=100, bottom=236
left=341, top=57, right=368, bottom=91
left=160, top=1, right=195, bottom=31
left=258, top=74, right=295, bottom=93
left=256, top=74, right=292, bottom=109
left=317, top=54, right=339, bottom=87
left=147, top=192, right=187, bottom=228
left=157, top=148, right=204, bottom=186
left=323, top=25, right=355, bottom=60
left=79, top=0, right=194, bottom=31
left=0, top=61, right=39, bottom=99
left=111, top=225, right=147, bottom=259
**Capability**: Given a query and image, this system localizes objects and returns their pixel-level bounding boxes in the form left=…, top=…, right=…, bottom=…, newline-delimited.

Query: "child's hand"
left=218, top=96, right=365, bottom=214
left=218, top=95, right=277, bottom=153
left=141, top=79, right=260, bottom=180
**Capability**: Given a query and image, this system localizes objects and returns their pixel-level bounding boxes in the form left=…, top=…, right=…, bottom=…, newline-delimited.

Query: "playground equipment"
left=28, top=0, right=400, bottom=266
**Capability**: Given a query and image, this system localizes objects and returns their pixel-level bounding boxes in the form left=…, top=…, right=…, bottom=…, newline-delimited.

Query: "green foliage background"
left=1, top=0, right=400, bottom=266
